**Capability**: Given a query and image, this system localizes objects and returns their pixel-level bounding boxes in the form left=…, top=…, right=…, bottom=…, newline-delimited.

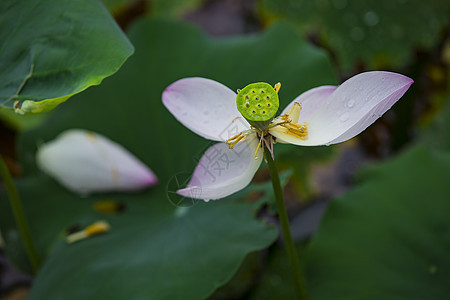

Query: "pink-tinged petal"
left=177, top=135, right=262, bottom=201
left=281, top=86, right=337, bottom=122
left=272, top=71, right=413, bottom=146
left=36, top=129, right=158, bottom=196
left=163, top=77, right=250, bottom=142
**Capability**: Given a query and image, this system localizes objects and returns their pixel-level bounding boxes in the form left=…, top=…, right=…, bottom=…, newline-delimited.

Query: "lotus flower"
left=163, top=71, right=413, bottom=201
left=36, top=129, right=157, bottom=195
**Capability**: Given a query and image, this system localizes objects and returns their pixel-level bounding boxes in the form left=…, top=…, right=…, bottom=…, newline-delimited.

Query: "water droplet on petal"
left=340, top=112, right=350, bottom=122
left=347, top=99, right=355, bottom=108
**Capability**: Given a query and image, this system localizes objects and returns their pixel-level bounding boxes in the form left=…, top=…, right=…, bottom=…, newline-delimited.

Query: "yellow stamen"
left=280, top=123, right=308, bottom=140
left=254, top=133, right=264, bottom=158
left=268, top=101, right=308, bottom=141
left=94, top=200, right=123, bottom=214
left=227, top=134, right=246, bottom=149
left=268, top=120, right=290, bottom=128
left=274, top=82, right=281, bottom=93
left=85, top=221, right=110, bottom=236
left=286, top=122, right=308, bottom=131
left=225, top=129, right=257, bottom=149
left=226, top=132, right=243, bottom=142
left=66, top=221, right=110, bottom=244
left=226, top=132, right=244, bottom=148
left=254, top=140, right=261, bottom=158
left=288, top=129, right=308, bottom=140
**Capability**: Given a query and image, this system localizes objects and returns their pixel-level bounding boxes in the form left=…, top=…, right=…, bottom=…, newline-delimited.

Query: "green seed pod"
left=236, top=82, right=279, bottom=129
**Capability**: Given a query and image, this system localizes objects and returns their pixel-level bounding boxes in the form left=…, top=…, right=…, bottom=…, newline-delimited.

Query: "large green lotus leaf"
left=0, top=0, right=134, bottom=114
left=306, top=146, right=450, bottom=299
left=0, top=19, right=336, bottom=299
left=248, top=242, right=307, bottom=299
left=1, top=177, right=276, bottom=300
left=260, top=0, right=449, bottom=71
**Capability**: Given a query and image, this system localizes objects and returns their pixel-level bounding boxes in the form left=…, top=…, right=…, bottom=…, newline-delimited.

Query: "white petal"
left=281, top=85, right=337, bottom=122
left=36, top=129, right=158, bottom=195
left=163, top=77, right=250, bottom=142
left=177, top=135, right=262, bottom=201
left=272, top=71, right=413, bottom=146
left=270, top=85, right=336, bottom=144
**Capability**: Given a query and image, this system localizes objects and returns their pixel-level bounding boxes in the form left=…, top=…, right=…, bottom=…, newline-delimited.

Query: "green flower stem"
left=0, top=156, right=40, bottom=272
left=264, top=147, right=308, bottom=299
